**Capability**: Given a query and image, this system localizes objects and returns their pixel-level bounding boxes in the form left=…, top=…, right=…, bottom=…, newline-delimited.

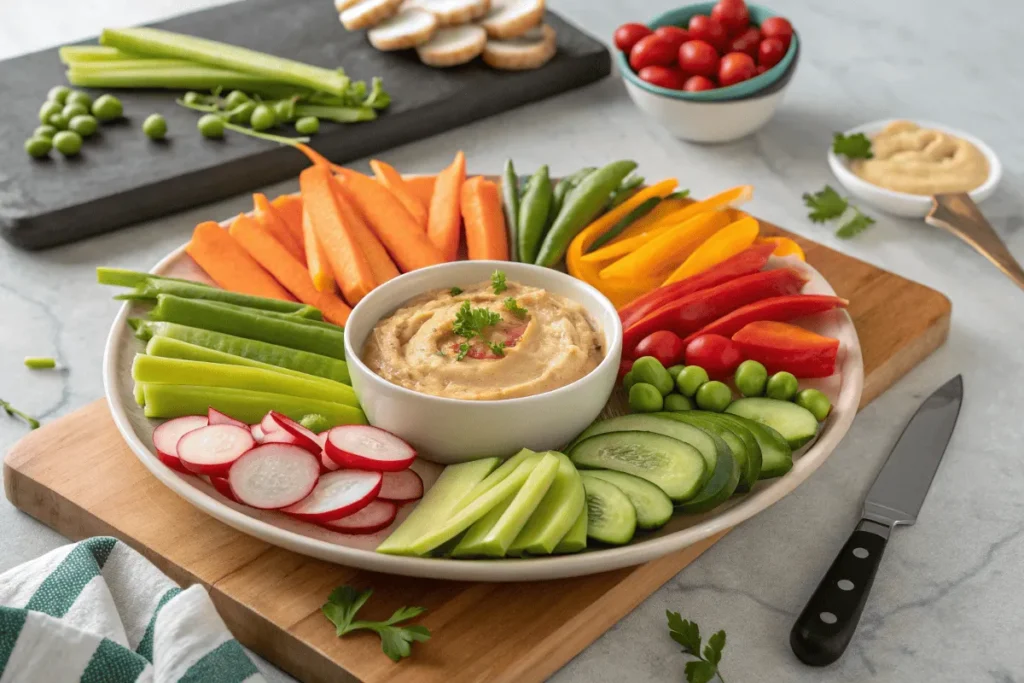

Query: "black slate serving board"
left=0, top=0, right=609, bottom=250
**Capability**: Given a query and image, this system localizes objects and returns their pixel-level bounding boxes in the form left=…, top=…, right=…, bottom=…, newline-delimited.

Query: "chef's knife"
left=790, top=375, right=963, bottom=666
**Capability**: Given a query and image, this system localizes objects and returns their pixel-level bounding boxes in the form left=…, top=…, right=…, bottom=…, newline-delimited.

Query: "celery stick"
left=200, top=300, right=336, bottom=331
left=111, top=277, right=321, bottom=318
left=294, top=104, right=375, bottom=123
left=100, top=27, right=349, bottom=96
left=134, top=382, right=146, bottom=406
left=97, top=267, right=197, bottom=288
left=67, top=58, right=199, bottom=71
left=132, top=354, right=358, bottom=407
left=67, top=66, right=305, bottom=98
left=141, top=384, right=365, bottom=426
left=59, top=45, right=132, bottom=63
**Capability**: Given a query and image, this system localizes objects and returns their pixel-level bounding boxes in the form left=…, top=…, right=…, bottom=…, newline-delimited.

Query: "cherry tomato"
left=654, top=26, right=691, bottom=53
left=614, top=23, right=652, bottom=53
left=685, top=334, right=744, bottom=379
left=638, top=65, right=688, bottom=90
left=760, top=16, right=793, bottom=49
left=728, top=26, right=761, bottom=57
left=683, top=75, right=717, bottom=91
left=758, top=36, right=786, bottom=69
left=687, top=15, right=728, bottom=53
left=635, top=330, right=687, bottom=368
left=718, top=51, right=757, bottom=87
left=756, top=64, right=767, bottom=75
left=677, top=40, right=720, bottom=78
left=711, top=0, right=750, bottom=36
left=630, top=34, right=677, bottom=71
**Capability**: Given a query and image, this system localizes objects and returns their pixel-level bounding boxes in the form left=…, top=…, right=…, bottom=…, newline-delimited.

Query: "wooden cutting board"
left=4, top=226, right=950, bottom=683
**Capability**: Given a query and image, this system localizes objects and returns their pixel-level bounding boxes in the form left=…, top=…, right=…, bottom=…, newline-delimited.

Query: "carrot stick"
left=370, top=160, right=429, bottom=229
left=228, top=213, right=352, bottom=325
left=299, top=165, right=375, bottom=305
left=427, top=151, right=466, bottom=261
left=330, top=178, right=400, bottom=285
left=302, top=210, right=336, bottom=293
left=461, top=177, right=507, bottom=261
left=270, top=194, right=305, bottom=248
left=186, top=221, right=295, bottom=301
left=404, top=175, right=436, bottom=208
left=253, top=193, right=304, bottom=262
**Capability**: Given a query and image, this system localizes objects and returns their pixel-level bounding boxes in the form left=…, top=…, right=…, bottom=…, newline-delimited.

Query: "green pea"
left=295, top=116, right=320, bottom=135
left=664, top=393, right=693, bottom=412
left=766, top=372, right=799, bottom=401
left=66, top=90, right=92, bottom=109
left=734, top=360, right=768, bottom=397
left=197, top=114, right=225, bottom=139
left=183, top=91, right=204, bottom=105
left=62, top=102, right=88, bottom=119
left=250, top=104, right=276, bottom=131
left=47, top=85, right=72, bottom=104
left=628, top=382, right=664, bottom=413
left=34, top=125, right=58, bottom=139
left=91, top=94, right=123, bottom=122
left=68, top=115, right=98, bottom=137
left=47, top=113, right=68, bottom=130
left=667, top=364, right=686, bottom=380
left=24, top=136, right=52, bottom=159
left=622, top=370, right=636, bottom=393
left=52, top=130, right=83, bottom=157
left=796, top=389, right=832, bottom=422
left=695, top=381, right=732, bottom=412
left=631, top=356, right=674, bottom=396
left=39, top=101, right=63, bottom=124
left=224, top=90, right=250, bottom=109
left=675, top=365, right=709, bottom=397
left=143, top=114, right=168, bottom=140
left=228, top=101, right=256, bottom=124
left=274, top=100, right=295, bottom=122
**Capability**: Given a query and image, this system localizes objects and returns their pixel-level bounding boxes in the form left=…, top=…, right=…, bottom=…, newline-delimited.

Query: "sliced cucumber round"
left=727, top=398, right=819, bottom=449
left=661, top=412, right=761, bottom=491
left=676, top=441, right=741, bottom=515
left=716, top=412, right=793, bottom=479
left=582, top=475, right=636, bottom=545
left=583, top=470, right=673, bottom=530
left=689, top=412, right=762, bottom=489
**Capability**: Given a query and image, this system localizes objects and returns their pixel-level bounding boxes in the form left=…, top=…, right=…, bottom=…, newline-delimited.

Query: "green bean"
left=143, top=113, right=168, bottom=140
left=48, top=85, right=72, bottom=103
left=24, top=357, right=57, bottom=369
left=517, top=165, right=552, bottom=264
left=69, top=115, right=98, bottom=137
left=52, top=130, right=82, bottom=156
left=145, top=336, right=341, bottom=384
left=24, top=137, right=52, bottom=159
left=294, top=116, right=319, bottom=135
left=110, top=274, right=321, bottom=317
left=250, top=104, right=276, bottom=131
left=66, top=90, right=93, bottom=109
left=97, top=266, right=214, bottom=289
left=501, top=159, right=520, bottom=262
left=62, top=102, right=88, bottom=119
left=586, top=196, right=660, bottom=253
left=198, top=300, right=336, bottom=331
left=91, top=94, right=123, bottom=122
left=34, top=125, right=58, bottom=139
left=197, top=114, right=225, bottom=139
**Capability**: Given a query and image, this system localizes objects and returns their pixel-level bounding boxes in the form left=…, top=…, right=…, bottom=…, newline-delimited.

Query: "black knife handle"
left=790, top=519, right=889, bottom=666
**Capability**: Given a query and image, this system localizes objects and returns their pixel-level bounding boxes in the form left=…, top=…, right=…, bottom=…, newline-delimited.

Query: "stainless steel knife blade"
left=862, top=374, right=963, bottom=528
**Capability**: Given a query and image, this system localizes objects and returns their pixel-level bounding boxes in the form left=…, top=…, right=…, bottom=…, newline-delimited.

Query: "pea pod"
left=558, top=166, right=598, bottom=210
left=534, top=160, right=638, bottom=267
left=586, top=197, right=661, bottom=253
left=517, top=165, right=553, bottom=264
left=502, top=159, right=520, bottom=262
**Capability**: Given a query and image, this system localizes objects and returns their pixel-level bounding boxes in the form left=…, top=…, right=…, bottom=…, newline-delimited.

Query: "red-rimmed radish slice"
left=321, top=451, right=341, bottom=472
left=250, top=424, right=265, bottom=443
left=153, top=415, right=208, bottom=472
left=209, top=476, right=238, bottom=502
left=378, top=469, right=424, bottom=503
left=269, top=411, right=321, bottom=444
left=261, top=412, right=285, bottom=434
left=228, top=444, right=320, bottom=509
left=208, top=407, right=246, bottom=429
left=321, top=500, right=398, bottom=534
left=281, top=470, right=382, bottom=522
left=178, top=424, right=255, bottom=476
left=262, top=428, right=320, bottom=456
left=325, top=425, right=417, bottom=471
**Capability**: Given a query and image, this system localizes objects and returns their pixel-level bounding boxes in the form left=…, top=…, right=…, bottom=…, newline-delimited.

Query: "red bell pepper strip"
left=732, top=321, right=839, bottom=378
left=618, top=242, right=775, bottom=329
left=683, top=294, right=849, bottom=345
left=623, top=268, right=807, bottom=357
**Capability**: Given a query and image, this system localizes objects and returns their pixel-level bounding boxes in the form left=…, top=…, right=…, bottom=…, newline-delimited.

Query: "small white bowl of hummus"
left=343, top=261, right=622, bottom=464
left=828, top=119, right=1001, bottom=218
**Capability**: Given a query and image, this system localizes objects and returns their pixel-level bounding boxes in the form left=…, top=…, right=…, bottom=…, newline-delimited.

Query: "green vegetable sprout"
left=322, top=586, right=430, bottom=663
left=667, top=611, right=728, bottom=683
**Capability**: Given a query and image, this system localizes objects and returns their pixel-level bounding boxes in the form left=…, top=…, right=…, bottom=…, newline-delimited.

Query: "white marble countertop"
left=2, top=0, right=1023, bottom=680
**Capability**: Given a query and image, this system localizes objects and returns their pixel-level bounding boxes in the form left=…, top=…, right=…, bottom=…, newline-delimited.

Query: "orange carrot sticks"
left=270, top=194, right=305, bottom=248
left=186, top=221, right=295, bottom=301
left=428, top=151, right=466, bottom=261
left=404, top=175, right=437, bottom=208
left=370, top=160, right=429, bottom=230
left=253, top=193, right=304, bottom=261
left=330, top=180, right=400, bottom=285
left=461, top=177, right=508, bottom=261
left=302, top=210, right=336, bottom=294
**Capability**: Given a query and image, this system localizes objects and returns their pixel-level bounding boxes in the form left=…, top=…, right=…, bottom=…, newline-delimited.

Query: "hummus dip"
left=362, top=280, right=604, bottom=400
left=850, top=120, right=989, bottom=195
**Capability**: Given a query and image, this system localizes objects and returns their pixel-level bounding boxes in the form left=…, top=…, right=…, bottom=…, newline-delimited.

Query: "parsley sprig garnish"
left=456, top=342, right=471, bottom=361
left=322, top=586, right=431, bottom=663
left=667, top=612, right=728, bottom=683
left=491, top=270, right=507, bottom=294
left=832, top=131, right=873, bottom=159
left=503, top=297, right=528, bottom=319
left=487, top=341, right=506, bottom=357
left=449, top=286, right=463, bottom=296
left=452, top=301, right=501, bottom=340
left=802, top=185, right=876, bottom=239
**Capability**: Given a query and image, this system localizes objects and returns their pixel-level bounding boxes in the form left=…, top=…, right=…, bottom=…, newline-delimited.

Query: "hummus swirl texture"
left=361, top=280, right=605, bottom=400
left=850, top=120, right=989, bottom=195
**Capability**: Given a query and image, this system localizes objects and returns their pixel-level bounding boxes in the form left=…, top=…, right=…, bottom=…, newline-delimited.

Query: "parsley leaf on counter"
left=832, top=131, right=873, bottom=159
left=487, top=341, right=506, bottom=357
left=322, top=586, right=431, bottom=663
left=491, top=270, right=507, bottom=294
left=453, top=301, right=501, bottom=340
left=836, top=209, right=876, bottom=239
left=504, top=297, right=528, bottom=319
left=802, top=185, right=848, bottom=223
left=449, top=286, right=463, bottom=296
left=667, top=611, right=728, bottom=683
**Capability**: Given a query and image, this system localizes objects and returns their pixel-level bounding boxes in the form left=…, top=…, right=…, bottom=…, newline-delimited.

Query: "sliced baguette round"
left=417, top=24, right=487, bottom=66
left=482, top=24, right=556, bottom=70
left=335, top=0, right=363, bottom=11
left=369, top=8, right=438, bottom=50
left=340, top=0, right=403, bottom=31
left=480, top=0, right=545, bottom=39
left=419, top=0, right=491, bottom=27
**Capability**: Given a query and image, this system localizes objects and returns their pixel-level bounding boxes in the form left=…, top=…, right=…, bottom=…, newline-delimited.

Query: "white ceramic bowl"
left=827, top=119, right=1002, bottom=218
left=343, top=261, right=623, bottom=464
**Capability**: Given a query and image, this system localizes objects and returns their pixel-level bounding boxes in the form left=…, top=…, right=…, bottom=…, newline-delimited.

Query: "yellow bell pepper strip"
left=664, top=217, right=760, bottom=284
left=615, top=197, right=693, bottom=240
left=599, top=211, right=733, bottom=280
left=756, top=236, right=806, bottom=261
left=573, top=178, right=677, bottom=250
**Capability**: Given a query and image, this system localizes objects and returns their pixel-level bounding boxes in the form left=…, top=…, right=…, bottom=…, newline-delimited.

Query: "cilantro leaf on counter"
left=322, top=586, right=431, bottom=663
left=832, top=132, right=873, bottom=159
left=836, top=209, right=876, bottom=239
left=453, top=301, right=501, bottom=339
left=487, top=341, right=506, bottom=357
left=667, top=612, right=728, bottom=683
left=449, top=286, right=464, bottom=296
left=802, top=185, right=848, bottom=223
left=504, top=297, right=528, bottom=319
left=491, top=270, right=507, bottom=294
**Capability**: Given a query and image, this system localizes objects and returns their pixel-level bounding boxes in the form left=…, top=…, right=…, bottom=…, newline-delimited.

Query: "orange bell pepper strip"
left=756, top=236, right=806, bottom=261
left=663, top=217, right=760, bottom=284
left=599, top=210, right=733, bottom=281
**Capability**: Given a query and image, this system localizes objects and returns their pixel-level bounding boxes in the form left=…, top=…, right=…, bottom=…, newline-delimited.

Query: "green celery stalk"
left=67, top=58, right=200, bottom=71
left=199, top=300, right=337, bottom=331
left=67, top=66, right=305, bottom=98
left=141, top=383, right=365, bottom=426
left=293, top=104, right=375, bottom=123
left=59, top=45, right=136, bottom=63
left=112, top=278, right=321, bottom=318
left=100, top=27, right=349, bottom=96
left=97, top=267, right=197, bottom=288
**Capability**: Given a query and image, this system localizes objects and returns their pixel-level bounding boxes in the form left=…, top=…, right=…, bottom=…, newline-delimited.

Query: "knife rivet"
left=837, top=580, right=854, bottom=591
left=852, top=547, right=869, bottom=559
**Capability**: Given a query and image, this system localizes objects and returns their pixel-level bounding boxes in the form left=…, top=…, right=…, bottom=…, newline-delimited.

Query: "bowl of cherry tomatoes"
left=613, top=0, right=799, bottom=142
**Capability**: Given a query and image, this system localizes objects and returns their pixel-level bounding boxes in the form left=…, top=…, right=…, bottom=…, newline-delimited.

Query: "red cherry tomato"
left=711, top=0, right=750, bottom=36
left=718, top=51, right=757, bottom=87
left=756, top=64, right=767, bottom=75
left=634, top=330, right=687, bottom=368
left=687, top=15, right=728, bottom=53
left=677, top=40, right=720, bottom=78
left=614, top=23, right=652, bottom=53
left=629, top=34, right=677, bottom=71
left=683, top=75, right=717, bottom=91
left=728, top=26, right=761, bottom=57
left=654, top=26, right=691, bottom=53
left=638, top=65, right=688, bottom=90
left=760, top=16, right=793, bottom=49
left=758, top=36, right=786, bottom=69
left=685, top=334, right=744, bottom=379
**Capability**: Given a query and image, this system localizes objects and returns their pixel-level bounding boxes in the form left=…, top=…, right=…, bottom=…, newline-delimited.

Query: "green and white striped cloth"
left=0, top=537, right=265, bottom=683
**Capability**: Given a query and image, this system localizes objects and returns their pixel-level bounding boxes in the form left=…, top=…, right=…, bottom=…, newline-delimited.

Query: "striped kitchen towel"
left=0, top=536, right=265, bottom=683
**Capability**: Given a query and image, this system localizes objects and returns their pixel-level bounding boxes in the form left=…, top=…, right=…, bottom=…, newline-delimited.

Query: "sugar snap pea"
left=586, top=196, right=661, bottom=253
left=502, top=159, right=520, bottom=262
left=517, top=165, right=552, bottom=264
left=549, top=166, right=597, bottom=226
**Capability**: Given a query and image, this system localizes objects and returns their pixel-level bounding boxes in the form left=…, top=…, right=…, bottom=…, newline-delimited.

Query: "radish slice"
left=209, top=476, right=238, bottom=502
left=250, top=424, right=265, bottom=443
left=322, top=500, right=398, bottom=534
left=228, top=444, right=320, bottom=510
left=281, top=470, right=382, bottom=522
left=321, top=450, right=341, bottom=472
left=261, top=412, right=285, bottom=434
left=153, top=415, right=208, bottom=472
left=325, top=425, right=417, bottom=471
left=269, top=411, right=323, bottom=446
left=262, top=428, right=320, bottom=456
left=378, top=469, right=425, bottom=503
left=208, top=407, right=246, bottom=429
left=178, top=424, right=255, bottom=476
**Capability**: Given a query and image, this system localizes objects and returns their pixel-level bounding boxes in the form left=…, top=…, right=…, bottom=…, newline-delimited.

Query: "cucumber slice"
left=456, top=448, right=536, bottom=513
left=582, top=475, right=636, bottom=545
left=676, top=440, right=741, bottom=515
left=727, top=398, right=819, bottom=449
left=569, top=432, right=706, bottom=503
left=689, top=412, right=762, bottom=489
left=554, top=505, right=588, bottom=553
left=583, top=470, right=672, bottom=530
left=716, top=413, right=793, bottom=479
left=509, top=453, right=585, bottom=555
left=662, top=412, right=760, bottom=490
